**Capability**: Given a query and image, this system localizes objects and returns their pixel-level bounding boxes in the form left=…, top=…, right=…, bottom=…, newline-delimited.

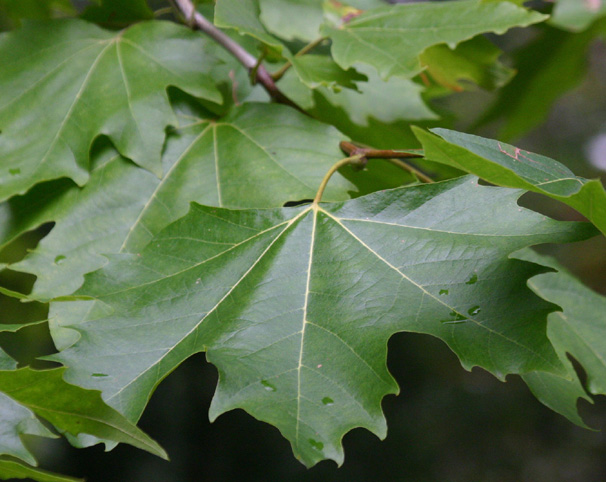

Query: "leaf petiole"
left=313, top=155, right=365, bottom=204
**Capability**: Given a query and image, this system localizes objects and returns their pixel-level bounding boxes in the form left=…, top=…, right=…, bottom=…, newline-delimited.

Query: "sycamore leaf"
left=258, top=0, right=323, bottom=42
left=318, top=64, right=437, bottom=126
left=473, top=22, right=605, bottom=141
left=550, top=0, right=606, bottom=32
left=420, top=37, right=515, bottom=92
left=6, top=103, right=355, bottom=299
left=50, top=176, right=592, bottom=466
left=0, top=367, right=167, bottom=460
left=414, top=128, right=606, bottom=236
left=515, top=249, right=606, bottom=427
left=0, top=457, right=82, bottom=482
left=322, top=0, right=547, bottom=80
left=0, top=18, right=222, bottom=202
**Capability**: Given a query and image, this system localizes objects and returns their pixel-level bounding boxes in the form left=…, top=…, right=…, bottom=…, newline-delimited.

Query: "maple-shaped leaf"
left=322, top=0, right=547, bottom=80
left=514, top=249, right=606, bottom=427
left=414, top=128, right=606, bottom=236
left=50, top=176, right=592, bottom=466
left=3, top=103, right=355, bottom=299
left=0, top=18, right=222, bottom=202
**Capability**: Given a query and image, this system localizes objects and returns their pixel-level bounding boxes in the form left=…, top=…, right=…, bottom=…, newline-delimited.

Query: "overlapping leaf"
left=515, top=249, right=606, bottom=427
left=0, top=19, right=222, bottom=201
left=323, top=0, right=547, bottom=80
left=415, top=128, right=606, bottom=236
left=4, top=103, right=355, bottom=299
left=51, top=176, right=593, bottom=466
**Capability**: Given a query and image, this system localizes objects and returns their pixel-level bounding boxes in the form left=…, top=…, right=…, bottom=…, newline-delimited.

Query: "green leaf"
left=420, top=37, right=515, bottom=92
left=7, top=103, right=356, bottom=299
left=0, top=18, right=222, bottom=201
left=515, top=249, right=606, bottom=427
left=550, top=0, right=606, bottom=32
left=0, top=368, right=168, bottom=460
left=258, top=0, right=323, bottom=42
left=473, top=22, right=605, bottom=140
left=0, top=457, right=82, bottom=482
left=51, top=177, right=592, bottom=466
left=215, top=0, right=286, bottom=53
left=290, top=55, right=367, bottom=91
left=322, top=0, right=547, bottom=80
left=318, top=64, right=437, bottom=125
left=414, top=128, right=606, bottom=237
left=81, top=0, right=154, bottom=25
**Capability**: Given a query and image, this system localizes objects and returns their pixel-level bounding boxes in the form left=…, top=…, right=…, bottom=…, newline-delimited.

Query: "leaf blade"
left=51, top=177, right=592, bottom=466
left=0, top=19, right=222, bottom=201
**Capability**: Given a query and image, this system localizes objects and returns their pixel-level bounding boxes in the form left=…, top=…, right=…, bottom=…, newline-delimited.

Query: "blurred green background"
left=1, top=1, right=606, bottom=481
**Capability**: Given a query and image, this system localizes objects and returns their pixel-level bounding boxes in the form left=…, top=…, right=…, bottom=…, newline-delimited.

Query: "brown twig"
left=170, top=0, right=302, bottom=111
left=339, top=141, right=434, bottom=183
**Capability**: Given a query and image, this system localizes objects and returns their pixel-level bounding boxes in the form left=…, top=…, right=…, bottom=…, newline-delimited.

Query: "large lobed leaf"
left=50, top=177, right=592, bottom=466
left=323, top=0, right=547, bottom=79
left=415, top=128, right=606, bottom=236
left=3, top=103, right=355, bottom=300
left=0, top=18, right=222, bottom=202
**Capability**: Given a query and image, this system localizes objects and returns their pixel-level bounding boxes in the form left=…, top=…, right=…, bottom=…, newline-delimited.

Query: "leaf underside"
left=5, top=103, right=355, bottom=300
left=0, top=18, right=222, bottom=202
left=51, top=177, right=592, bottom=466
